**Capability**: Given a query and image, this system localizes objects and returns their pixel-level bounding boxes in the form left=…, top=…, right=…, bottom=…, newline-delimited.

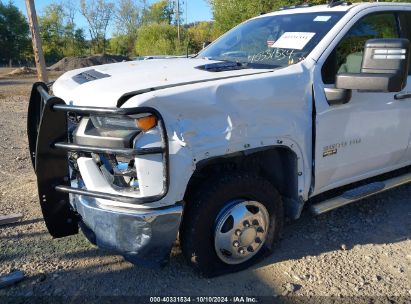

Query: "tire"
left=181, top=172, right=284, bottom=277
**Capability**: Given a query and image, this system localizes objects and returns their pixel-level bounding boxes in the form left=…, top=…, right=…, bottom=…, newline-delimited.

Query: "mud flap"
left=27, top=83, right=79, bottom=238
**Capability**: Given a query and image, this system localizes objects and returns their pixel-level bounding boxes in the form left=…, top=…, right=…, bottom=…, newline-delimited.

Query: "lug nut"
left=243, top=220, right=250, bottom=227
left=235, top=229, right=242, bottom=236
left=252, top=219, right=259, bottom=226
left=257, top=227, right=264, bottom=233
left=247, top=246, right=254, bottom=253
left=233, top=241, right=240, bottom=248
left=238, top=248, right=246, bottom=254
left=255, top=237, right=262, bottom=244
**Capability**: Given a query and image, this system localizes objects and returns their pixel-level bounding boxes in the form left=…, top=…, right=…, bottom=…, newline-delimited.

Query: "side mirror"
left=203, top=41, right=211, bottom=49
left=336, top=38, right=410, bottom=92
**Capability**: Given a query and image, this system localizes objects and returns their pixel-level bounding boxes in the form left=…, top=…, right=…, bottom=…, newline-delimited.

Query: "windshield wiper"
left=196, top=60, right=246, bottom=72
left=196, top=57, right=279, bottom=72
left=212, top=57, right=280, bottom=68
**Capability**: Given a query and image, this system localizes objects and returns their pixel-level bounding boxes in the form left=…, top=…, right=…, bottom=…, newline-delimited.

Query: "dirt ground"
left=0, top=68, right=410, bottom=302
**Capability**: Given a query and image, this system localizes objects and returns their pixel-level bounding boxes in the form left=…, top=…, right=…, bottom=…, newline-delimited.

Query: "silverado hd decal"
left=323, top=138, right=362, bottom=158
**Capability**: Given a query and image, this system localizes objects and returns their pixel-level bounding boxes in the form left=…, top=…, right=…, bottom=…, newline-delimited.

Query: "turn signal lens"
left=136, top=115, right=157, bottom=131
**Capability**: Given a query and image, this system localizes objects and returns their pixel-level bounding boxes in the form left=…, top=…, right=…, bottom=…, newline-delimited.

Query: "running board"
left=311, top=172, right=411, bottom=215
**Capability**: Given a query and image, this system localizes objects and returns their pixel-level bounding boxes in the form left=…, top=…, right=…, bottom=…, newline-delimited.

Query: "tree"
left=135, top=23, right=186, bottom=56
left=70, top=28, right=88, bottom=56
left=39, top=4, right=65, bottom=62
left=109, top=34, right=131, bottom=55
left=80, top=0, right=115, bottom=54
left=62, top=0, right=87, bottom=56
left=0, top=1, right=31, bottom=66
left=141, top=0, right=175, bottom=25
left=112, top=0, right=141, bottom=56
left=134, top=0, right=186, bottom=56
left=209, top=0, right=411, bottom=36
left=187, top=21, right=215, bottom=53
left=62, top=0, right=77, bottom=28
left=208, top=0, right=288, bottom=36
left=115, top=0, right=141, bottom=35
left=39, top=3, right=88, bottom=62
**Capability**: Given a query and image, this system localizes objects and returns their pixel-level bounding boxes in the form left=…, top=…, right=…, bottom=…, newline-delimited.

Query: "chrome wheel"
left=214, top=200, right=270, bottom=265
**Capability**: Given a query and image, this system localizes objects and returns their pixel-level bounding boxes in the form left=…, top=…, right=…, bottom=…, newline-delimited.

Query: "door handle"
left=394, top=92, right=411, bottom=100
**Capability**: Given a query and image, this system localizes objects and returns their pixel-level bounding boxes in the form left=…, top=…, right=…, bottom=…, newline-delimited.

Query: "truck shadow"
left=257, top=184, right=411, bottom=267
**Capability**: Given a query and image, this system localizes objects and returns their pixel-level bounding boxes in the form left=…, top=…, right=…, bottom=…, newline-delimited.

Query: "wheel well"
left=184, top=147, right=302, bottom=219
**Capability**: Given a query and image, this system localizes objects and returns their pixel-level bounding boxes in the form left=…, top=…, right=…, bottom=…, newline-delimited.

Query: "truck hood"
left=53, top=58, right=273, bottom=108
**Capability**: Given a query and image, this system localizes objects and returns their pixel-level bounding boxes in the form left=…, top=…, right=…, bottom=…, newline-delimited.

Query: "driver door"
left=313, top=11, right=411, bottom=195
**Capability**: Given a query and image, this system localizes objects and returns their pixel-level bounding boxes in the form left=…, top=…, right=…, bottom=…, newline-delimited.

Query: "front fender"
left=123, top=62, right=314, bottom=204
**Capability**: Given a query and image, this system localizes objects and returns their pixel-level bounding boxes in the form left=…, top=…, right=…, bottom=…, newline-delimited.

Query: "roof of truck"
left=257, top=2, right=411, bottom=18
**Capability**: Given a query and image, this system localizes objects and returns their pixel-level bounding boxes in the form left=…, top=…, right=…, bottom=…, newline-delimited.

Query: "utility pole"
left=25, top=0, right=48, bottom=83
left=176, top=0, right=180, bottom=42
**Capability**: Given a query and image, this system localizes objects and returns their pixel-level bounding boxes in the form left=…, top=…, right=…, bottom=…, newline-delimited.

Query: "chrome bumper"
left=72, top=195, right=183, bottom=267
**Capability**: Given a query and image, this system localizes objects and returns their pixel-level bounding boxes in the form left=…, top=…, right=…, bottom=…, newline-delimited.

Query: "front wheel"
left=181, top=173, right=284, bottom=277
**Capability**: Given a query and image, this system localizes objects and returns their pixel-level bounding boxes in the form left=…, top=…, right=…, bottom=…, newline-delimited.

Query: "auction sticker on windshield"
left=314, top=16, right=332, bottom=22
left=272, top=32, right=316, bottom=50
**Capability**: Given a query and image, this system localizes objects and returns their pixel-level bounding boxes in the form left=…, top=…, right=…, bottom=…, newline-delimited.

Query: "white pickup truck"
left=28, top=1, right=411, bottom=276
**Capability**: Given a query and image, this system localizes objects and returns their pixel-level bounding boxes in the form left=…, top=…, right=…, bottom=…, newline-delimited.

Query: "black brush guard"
left=27, top=82, right=170, bottom=238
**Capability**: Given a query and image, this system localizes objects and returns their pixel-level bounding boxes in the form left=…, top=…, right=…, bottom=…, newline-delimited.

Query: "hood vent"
left=72, top=69, right=111, bottom=84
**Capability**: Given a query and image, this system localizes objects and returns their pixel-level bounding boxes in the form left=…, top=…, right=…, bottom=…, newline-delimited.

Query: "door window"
left=322, top=12, right=400, bottom=84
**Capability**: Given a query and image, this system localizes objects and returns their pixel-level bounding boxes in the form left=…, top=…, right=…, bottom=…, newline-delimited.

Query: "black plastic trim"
left=55, top=185, right=165, bottom=204
left=328, top=0, right=351, bottom=8
left=324, top=87, right=352, bottom=105
left=336, top=72, right=404, bottom=92
left=53, top=103, right=160, bottom=116
left=395, top=92, right=411, bottom=100
left=53, top=142, right=164, bottom=156
left=280, top=3, right=314, bottom=10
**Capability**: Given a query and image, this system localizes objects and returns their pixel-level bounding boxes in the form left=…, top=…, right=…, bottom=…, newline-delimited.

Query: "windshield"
left=198, top=12, right=345, bottom=69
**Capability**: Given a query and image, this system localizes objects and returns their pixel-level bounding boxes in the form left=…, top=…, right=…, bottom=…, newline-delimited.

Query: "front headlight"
left=90, top=114, right=158, bottom=132
left=90, top=115, right=138, bottom=130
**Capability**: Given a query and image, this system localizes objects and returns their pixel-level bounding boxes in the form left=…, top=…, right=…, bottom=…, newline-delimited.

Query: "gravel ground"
left=0, top=71, right=410, bottom=302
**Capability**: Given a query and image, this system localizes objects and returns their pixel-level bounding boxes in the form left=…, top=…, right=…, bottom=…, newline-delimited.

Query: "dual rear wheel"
left=181, top=173, right=284, bottom=277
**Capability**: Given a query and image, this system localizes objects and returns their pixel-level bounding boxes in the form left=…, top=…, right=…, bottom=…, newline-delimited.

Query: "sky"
left=14, top=0, right=213, bottom=37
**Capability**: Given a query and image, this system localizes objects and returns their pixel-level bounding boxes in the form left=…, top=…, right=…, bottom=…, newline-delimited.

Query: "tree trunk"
left=9, top=58, right=12, bottom=68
